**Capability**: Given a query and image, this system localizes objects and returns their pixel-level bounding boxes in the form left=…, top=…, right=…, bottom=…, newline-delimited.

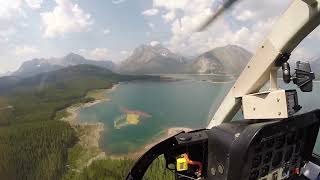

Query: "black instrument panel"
left=248, top=129, right=305, bottom=179
left=126, top=110, right=320, bottom=180
left=206, top=110, right=320, bottom=180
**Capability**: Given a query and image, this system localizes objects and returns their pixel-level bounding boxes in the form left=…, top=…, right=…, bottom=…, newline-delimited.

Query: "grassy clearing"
left=85, top=89, right=107, bottom=100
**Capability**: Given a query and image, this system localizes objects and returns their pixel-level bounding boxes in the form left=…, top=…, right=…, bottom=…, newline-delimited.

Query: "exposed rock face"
left=189, top=45, right=252, bottom=75
left=118, top=44, right=188, bottom=74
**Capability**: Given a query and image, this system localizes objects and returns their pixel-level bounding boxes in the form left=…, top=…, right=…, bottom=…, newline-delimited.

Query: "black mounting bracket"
left=281, top=61, right=315, bottom=92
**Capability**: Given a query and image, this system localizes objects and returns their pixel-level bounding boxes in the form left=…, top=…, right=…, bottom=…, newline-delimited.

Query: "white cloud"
left=25, top=0, right=43, bottom=9
left=291, top=46, right=317, bottom=61
left=292, top=47, right=308, bottom=59
left=154, top=0, right=213, bottom=16
left=79, top=48, right=132, bottom=61
left=150, top=41, right=160, bottom=47
left=142, top=8, right=159, bottom=16
left=103, top=28, right=111, bottom=35
left=153, top=0, right=191, bottom=10
left=121, top=50, right=128, bottom=55
left=119, top=50, right=131, bottom=60
left=0, top=1, right=25, bottom=39
left=235, top=10, right=255, bottom=21
left=148, top=22, right=155, bottom=30
left=168, top=17, right=277, bottom=56
left=307, top=26, right=320, bottom=41
left=232, top=0, right=290, bottom=21
left=0, top=1, right=24, bottom=20
left=151, top=0, right=292, bottom=56
left=14, top=45, right=39, bottom=56
left=79, top=48, right=109, bottom=60
left=119, top=50, right=133, bottom=61
left=162, top=10, right=176, bottom=23
left=41, top=0, right=93, bottom=38
left=111, top=0, right=127, bottom=4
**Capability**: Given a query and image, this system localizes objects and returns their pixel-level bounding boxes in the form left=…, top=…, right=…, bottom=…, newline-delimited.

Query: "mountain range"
left=12, top=53, right=115, bottom=77
left=7, top=44, right=253, bottom=77
left=118, top=44, right=189, bottom=74
left=119, top=44, right=252, bottom=75
left=188, top=45, right=252, bottom=74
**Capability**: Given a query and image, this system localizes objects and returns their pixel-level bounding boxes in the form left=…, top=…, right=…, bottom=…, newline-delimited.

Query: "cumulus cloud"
left=232, top=0, right=290, bottom=22
left=111, top=0, right=127, bottom=4
left=79, top=48, right=131, bottom=61
left=235, top=10, right=255, bottom=21
left=120, top=50, right=131, bottom=60
left=41, top=0, right=93, bottom=38
left=0, top=1, right=24, bottom=20
left=25, top=0, right=43, bottom=9
left=162, top=10, right=176, bottom=23
left=118, top=50, right=132, bottom=63
left=151, top=0, right=292, bottom=56
left=14, top=45, right=39, bottom=56
left=79, top=48, right=110, bottom=60
left=142, top=8, right=159, bottom=16
left=0, top=1, right=25, bottom=39
left=151, top=0, right=216, bottom=55
left=150, top=41, right=160, bottom=47
left=153, top=0, right=192, bottom=10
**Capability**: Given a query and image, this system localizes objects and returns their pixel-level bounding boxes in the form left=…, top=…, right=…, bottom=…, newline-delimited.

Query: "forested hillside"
left=0, top=64, right=162, bottom=179
left=0, top=121, right=76, bottom=180
left=68, top=156, right=174, bottom=180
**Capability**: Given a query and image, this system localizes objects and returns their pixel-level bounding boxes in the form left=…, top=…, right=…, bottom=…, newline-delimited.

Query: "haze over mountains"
left=7, top=44, right=254, bottom=78
left=12, top=53, right=115, bottom=77
left=188, top=45, right=252, bottom=74
left=0, top=71, right=12, bottom=77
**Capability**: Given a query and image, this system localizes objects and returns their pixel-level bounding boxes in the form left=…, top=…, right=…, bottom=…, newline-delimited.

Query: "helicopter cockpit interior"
left=126, top=0, right=320, bottom=179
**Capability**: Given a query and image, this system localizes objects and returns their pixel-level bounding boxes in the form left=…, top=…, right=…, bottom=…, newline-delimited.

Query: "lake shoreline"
left=60, top=83, right=119, bottom=125
left=60, top=79, right=207, bottom=164
left=59, top=81, right=194, bottom=160
left=109, top=127, right=193, bottom=159
left=58, top=83, right=120, bottom=169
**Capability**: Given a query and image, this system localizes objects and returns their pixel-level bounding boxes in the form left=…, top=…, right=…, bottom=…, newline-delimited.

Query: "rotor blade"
left=197, top=0, right=239, bottom=32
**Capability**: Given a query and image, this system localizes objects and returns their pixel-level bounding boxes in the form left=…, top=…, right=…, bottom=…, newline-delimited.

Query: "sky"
left=1, top=0, right=320, bottom=73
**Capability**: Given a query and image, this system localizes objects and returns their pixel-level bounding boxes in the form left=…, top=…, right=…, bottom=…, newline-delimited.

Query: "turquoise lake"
left=78, top=76, right=320, bottom=155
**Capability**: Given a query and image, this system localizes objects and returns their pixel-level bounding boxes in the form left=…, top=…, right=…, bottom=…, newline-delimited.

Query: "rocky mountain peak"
left=13, top=53, right=115, bottom=77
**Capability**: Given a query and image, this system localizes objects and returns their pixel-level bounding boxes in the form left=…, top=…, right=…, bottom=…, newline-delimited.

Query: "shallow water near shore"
left=78, top=76, right=320, bottom=155
left=78, top=78, right=232, bottom=154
